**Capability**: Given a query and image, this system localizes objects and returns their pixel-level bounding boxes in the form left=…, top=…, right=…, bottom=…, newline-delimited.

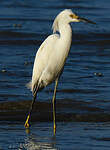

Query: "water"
left=1, top=0, right=110, bottom=149
left=1, top=122, right=110, bottom=150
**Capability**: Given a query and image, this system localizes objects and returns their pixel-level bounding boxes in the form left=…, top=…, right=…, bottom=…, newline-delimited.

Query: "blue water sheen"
left=1, top=0, right=110, bottom=149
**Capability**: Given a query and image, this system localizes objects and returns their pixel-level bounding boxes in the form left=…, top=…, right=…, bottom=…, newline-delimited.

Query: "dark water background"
left=1, top=0, right=110, bottom=149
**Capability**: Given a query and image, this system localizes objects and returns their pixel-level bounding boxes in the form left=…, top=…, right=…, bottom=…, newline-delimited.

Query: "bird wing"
left=31, top=34, right=59, bottom=93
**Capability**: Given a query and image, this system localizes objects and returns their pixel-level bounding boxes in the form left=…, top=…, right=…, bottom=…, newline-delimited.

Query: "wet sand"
left=0, top=100, right=110, bottom=122
left=1, top=0, right=110, bottom=149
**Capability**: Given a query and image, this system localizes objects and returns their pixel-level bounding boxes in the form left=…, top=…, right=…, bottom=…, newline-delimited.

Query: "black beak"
left=78, top=17, right=96, bottom=24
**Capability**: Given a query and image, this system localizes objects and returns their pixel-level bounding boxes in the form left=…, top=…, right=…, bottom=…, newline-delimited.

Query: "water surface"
left=1, top=0, right=110, bottom=149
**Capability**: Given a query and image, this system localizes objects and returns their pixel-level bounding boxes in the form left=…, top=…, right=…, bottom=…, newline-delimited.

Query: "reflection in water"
left=1, top=0, right=110, bottom=149
left=24, top=137, right=57, bottom=150
left=22, top=129, right=57, bottom=150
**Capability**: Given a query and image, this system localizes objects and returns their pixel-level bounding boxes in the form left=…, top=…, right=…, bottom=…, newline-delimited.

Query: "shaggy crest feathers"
left=52, top=9, right=73, bottom=33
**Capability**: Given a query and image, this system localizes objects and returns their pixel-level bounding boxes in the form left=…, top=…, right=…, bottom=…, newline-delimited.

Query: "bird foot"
left=53, top=124, right=56, bottom=135
left=24, top=115, right=30, bottom=128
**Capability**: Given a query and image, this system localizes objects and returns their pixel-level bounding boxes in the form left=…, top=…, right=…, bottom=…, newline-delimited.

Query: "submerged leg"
left=52, top=78, right=59, bottom=135
left=24, top=93, right=37, bottom=128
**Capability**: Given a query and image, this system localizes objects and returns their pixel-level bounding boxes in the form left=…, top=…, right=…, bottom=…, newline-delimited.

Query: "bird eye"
left=70, top=14, right=74, bottom=18
left=69, top=14, right=78, bottom=19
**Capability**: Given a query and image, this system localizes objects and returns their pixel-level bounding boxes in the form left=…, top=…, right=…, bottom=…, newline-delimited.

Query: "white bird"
left=24, top=9, right=95, bottom=134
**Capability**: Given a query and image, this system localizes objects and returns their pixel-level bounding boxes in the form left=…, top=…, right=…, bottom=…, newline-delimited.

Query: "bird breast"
left=38, top=37, right=71, bottom=89
left=32, top=26, right=72, bottom=91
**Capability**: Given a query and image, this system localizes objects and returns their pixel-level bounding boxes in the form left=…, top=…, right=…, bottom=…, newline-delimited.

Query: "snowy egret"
left=24, top=9, right=95, bottom=134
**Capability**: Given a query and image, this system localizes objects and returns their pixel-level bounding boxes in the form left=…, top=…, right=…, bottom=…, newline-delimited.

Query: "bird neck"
left=59, top=24, right=72, bottom=43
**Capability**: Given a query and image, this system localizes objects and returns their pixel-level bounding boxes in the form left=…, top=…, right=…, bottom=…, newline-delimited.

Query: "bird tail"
left=26, top=81, right=39, bottom=97
left=26, top=81, right=32, bottom=91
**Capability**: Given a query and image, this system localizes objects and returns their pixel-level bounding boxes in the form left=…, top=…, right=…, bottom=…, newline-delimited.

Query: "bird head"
left=52, top=9, right=96, bottom=33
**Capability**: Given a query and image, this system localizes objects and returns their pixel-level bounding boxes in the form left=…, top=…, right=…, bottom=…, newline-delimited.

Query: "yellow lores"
left=24, top=9, right=95, bottom=135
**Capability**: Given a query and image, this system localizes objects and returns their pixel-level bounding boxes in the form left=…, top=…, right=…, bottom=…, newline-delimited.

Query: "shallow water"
left=1, top=0, right=110, bottom=149
left=1, top=122, right=110, bottom=150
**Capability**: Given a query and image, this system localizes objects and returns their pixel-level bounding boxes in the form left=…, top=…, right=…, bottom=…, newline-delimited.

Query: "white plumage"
left=25, top=9, right=95, bottom=132
left=28, top=9, right=79, bottom=95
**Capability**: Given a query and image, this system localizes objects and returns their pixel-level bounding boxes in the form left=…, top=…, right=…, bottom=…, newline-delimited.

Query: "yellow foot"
left=53, top=124, right=56, bottom=135
left=24, top=115, right=30, bottom=128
